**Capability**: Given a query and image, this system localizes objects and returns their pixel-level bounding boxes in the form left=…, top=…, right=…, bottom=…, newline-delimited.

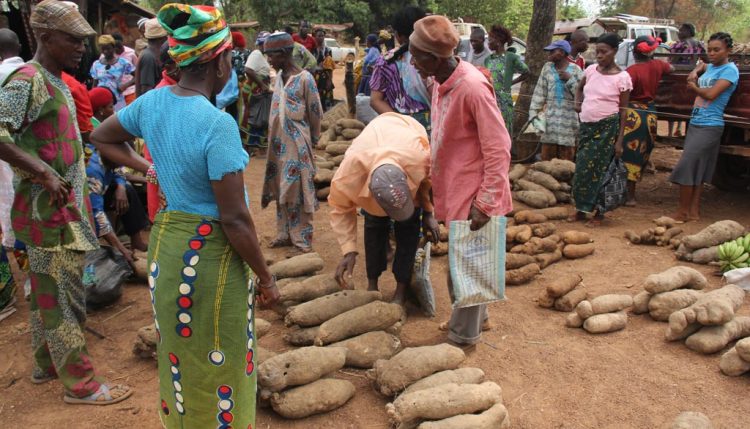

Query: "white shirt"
left=0, top=56, right=23, bottom=247
left=0, top=57, right=24, bottom=83
left=244, top=49, right=271, bottom=77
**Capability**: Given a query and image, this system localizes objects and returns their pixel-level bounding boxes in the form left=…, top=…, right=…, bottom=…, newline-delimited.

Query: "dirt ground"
left=1, top=81, right=750, bottom=429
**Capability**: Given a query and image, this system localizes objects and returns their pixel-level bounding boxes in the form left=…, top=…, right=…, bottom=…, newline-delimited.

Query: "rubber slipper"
left=30, top=374, right=57, bottom=385
left=64, top=384, right=133, bottom=406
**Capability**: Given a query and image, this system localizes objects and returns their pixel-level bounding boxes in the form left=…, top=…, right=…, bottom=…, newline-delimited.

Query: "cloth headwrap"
left=88, top=87, right=114, bottom=111
left=409, top=15, right=459, bottom=59
left=366, top=34, right=378, bottom=45
left=634, top=35, right=661, bottom=55
left=98, top=34, right=115, bottom=46
left=231, top=31, right=246, bottom=49
left=379, top=29, right=392, bottom=41
left=157, top=3, right=232, bottom=68
left=256, top=31, right=270, bottom=46
left=264, top=32, right=294, bottom=53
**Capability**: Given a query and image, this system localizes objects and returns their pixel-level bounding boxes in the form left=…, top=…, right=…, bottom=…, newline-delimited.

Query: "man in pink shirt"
left=410, top=15, right=512, bottom=346
left=329, top=113, right=439, bottom=304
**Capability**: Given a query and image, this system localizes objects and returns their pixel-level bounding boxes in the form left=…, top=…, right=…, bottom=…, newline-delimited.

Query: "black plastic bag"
left=84, top=247, right=132, bottom=310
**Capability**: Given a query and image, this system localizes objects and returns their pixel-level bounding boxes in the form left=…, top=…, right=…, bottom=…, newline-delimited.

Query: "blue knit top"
left=117, top=87, right=249, bottom=218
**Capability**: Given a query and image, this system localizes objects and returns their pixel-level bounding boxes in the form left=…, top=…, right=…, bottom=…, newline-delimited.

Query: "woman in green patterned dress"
left=91, top=4, right=280, bottom=428
left=485, top=24, right=529, bottom=136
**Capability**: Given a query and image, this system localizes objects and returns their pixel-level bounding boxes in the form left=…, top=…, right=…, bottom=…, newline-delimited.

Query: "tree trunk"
left=512, top=0, right=556, bottom=160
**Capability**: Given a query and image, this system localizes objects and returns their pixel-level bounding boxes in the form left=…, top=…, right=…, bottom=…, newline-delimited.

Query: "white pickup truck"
left=325, top=38, right=356, bottom=63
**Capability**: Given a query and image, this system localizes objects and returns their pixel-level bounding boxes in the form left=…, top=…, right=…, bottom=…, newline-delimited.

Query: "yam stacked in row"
left=509, top=158, right=575, bottom=209
left=537, top=273, right=587, bottom=312
left=565, top=293, right=634, bottom=334
left=366, top=344, right=509, bottom=428
left=624, top=216, right=683, bottom=249
left=315, top=118, right=367, bottom=199
left=631, top=266, right=709, bottom=322
left=673, top=220, right=746, bottom=264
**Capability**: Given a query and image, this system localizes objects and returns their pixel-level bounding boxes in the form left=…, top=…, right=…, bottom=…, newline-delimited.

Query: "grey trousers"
left=446, top=276, right=489, bottom=345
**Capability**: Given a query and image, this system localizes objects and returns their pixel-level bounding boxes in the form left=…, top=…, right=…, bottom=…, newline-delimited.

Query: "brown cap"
left=30, top=0, right=95, bottom=38
left=409, top=15, right=459, bottom=58
left=145, top=18, right=167, bottom=40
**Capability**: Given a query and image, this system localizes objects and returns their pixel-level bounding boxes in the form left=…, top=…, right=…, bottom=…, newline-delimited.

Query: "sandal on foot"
left=30, top=374, right=57, bottom=385
left=64, top=384, right=133, bottom=406
left=267, top=238, right=292, bottom=248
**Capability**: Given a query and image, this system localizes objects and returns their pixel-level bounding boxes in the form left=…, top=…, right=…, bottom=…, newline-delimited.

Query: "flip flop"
left=30, top=374, right=57, bottom=385
left=267, top=238, right=292, bottom=248
left=64, top=384, right=133, bottom=406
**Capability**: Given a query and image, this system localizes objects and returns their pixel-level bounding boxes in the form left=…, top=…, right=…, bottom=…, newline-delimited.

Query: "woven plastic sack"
left=596, top=157, right=628, bottom=213
left=409, top=242, right=436, bottom=317
left=448, top=216, right=506, bottom=309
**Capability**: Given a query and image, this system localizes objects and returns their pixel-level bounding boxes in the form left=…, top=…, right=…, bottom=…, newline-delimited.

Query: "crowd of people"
left=0, top=1, right=741, bottom=427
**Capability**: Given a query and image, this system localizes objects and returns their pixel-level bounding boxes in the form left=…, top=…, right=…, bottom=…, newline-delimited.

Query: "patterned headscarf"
left=157, top=3, right=232, bottom=67
left=263, top=32, right=293, bottom=53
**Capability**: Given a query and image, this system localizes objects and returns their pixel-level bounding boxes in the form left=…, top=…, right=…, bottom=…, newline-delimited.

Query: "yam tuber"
left=575, top=294, right=633, bottom=319
left=534, top=207, right=572, bottom=220
left=386, top=382, right=502, bottom=424
left=553, top=190, right=571, bottom=203
left=565, top=312, right=584, bottom=328
left=532, top=159, right=575, bottom=181
left=554, top=288, right=588, bottom=312
left=537, top=289, right=555, bottom=308
left=643, top=266, right=708, bottom=294
left=624, top=230, right=641, bottom=244
left=647, top=289, right=702, bottom=321
left=368, top=344, right=466, bottom=396
left=665, top=322, right=702, bottom=342
left=417, top=402, right=509, bottom=429
left=316, top=187, right=330, bottom=200
left=515, top=179, right=556, bottom=205
left=582, top=311, right=628, bottom=334
left=313, top=168, right=334, bottom=184
left=656, top=227, right=682, bottom=246
left=531, top=222, right=557, bottom=238
left=563, top=243, right=595, bottom=259
left=256, top=346, right=277, bottom=365
left=631, top=291, right=652, bottom=314
left=506, top=263, right=541, bottom=285
left=256, top=318, right=271, bottom=338
left=505, top=253, right=536, bottom=270
left=336, top=118, right=365, bottom=129
left=270, top=378, right=355, bottom=419
left=735, top=336, right=750, bottom=362
left=329, top=331, right=401, bottom=369
left=507, top=225, right=532, bottom=243
left=279, top=274, right=341, bottom=302
left=513, top=191, right=550, bottom=209
left=331, top=154, right=345, bottom=165
left=315, top=301, right=404, bottom=345
left=562, top=230, right=593, bottom=245
left=508, top=164, right=528, bottom=182
left=653, top=216, right=677, bottom=228
left=513, top=210, right=549, bottom=224
left=667, top=284, right=746, bottom=340
left=685, top=316, right=750, bottom=354
left=340, top=128, right=361, bottom=139
left=285, top=290, right=382, bottom=327
left=546, top=273, right=583, bottom=298
left=325, top=143, right=351, bottom=156
left=686, top=246, right=720, bottom=264
left=516, top=236, right=559, bottom=255
left=432, top=242, right=448, bottom=256
left=535, top=249, right=563, bottom=268
left=316, top=160, right=335, bottom=170
left=284, top=325, right=320, bottom=346
left=681, top=220, right=745, bottom=250
left=258, top=346, right=347, bottom=392
left=402, top=367, right=485, bottom=395
left=719, top=347, right=750, bottom=376
left=668, top=411, right=714, bottom=429
left=523, top=169, right=561, bottom=190
left=270, top=253, right=325, bottom=279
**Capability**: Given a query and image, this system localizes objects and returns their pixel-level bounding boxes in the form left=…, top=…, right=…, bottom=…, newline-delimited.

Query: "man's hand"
left=256, top=275, right=280, bottom=308
left=423, top=212, right=440, bottom=244
left=114, top=184, right=129, bottom=215
left=33, top=170, right=71, bottom=208
left=335, top=252, right=357, bottom=289
left=469, top=204, right=491, bottom=231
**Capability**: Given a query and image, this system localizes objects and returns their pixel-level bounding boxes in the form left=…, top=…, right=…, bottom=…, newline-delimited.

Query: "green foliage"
left=434, top=0, right=533, bottom=39
left=558, top=0, right=588, bottom=19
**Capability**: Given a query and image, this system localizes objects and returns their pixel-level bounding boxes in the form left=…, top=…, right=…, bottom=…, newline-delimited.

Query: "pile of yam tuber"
left=269, top=253, right=325, bottom=279
left=631, top=266, right=709, bottom=322
left=315, top=117, right=366, bottom=200
left=565, top=293, right=633, bottom=334
left=422, top=223, right=449, bottom=256
left=366, top=343, right=509, bottom=428
left=623, top=216, right=683, bottom=249
left=509, top=159, right=575, bottom=209
left=537, top=273, right=588, bottom=312
left=673, top=220, right=746, bottom=265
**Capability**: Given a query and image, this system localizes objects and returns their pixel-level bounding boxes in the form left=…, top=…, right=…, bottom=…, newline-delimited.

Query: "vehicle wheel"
left=712, top=154, right=750, bottom=191
left=346, top=53, right=355, bottom=62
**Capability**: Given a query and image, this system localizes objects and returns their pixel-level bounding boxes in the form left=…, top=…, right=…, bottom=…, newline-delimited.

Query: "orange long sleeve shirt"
left=328, top=113, right=433, bottom=255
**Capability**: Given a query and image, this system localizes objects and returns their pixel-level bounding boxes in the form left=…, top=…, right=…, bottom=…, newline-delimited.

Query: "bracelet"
left=145, top=163, right=158, bottom=185
left=255, top=274, right=277, bottom=289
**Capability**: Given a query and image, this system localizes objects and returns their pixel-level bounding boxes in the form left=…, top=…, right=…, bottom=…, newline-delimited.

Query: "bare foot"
left=268, top=237, right=292, bottom=248
left=670, top=212, right=689, bottom=223
left=438, top=321, right=449, bottom=331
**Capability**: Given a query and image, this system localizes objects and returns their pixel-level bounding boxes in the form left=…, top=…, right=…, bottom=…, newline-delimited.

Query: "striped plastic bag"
left=448, top=216, right=506, bottom=309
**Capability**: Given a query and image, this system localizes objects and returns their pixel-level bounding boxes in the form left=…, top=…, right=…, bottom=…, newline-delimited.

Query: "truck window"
left=669, top=29, right=678, bottom=43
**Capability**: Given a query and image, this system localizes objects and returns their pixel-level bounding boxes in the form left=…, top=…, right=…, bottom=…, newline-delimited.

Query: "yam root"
left=505, top=253, right=536, bottom=270
left=284, top=325, right=320, bottom=346
left=515, top=236, right=559, bottom=255
left=523, top=169, right=561, bottom=190
left=316, top=187, right=330, bottom=200
left=624, top=230, right=641, bottom=244
left=386, top=382, right=502, bottom=424
left=643, top=266, right=708, bottom=294
left=554, top=288, right=588, bottom=312
left=575, top=294, right=633, bottom=319
left=583, top=311, right=628, bottom=334
left=402, top=367, right=485, bottom=395
left=340, top=128, right=361, bottom=139
left=668, top=411, right=714, bottom=429
left=285, top=290, right=382, bottom=327
left=325, top=143, right=351, bottom=156
left=513, top=191, right=550, bottom=209
left=336, top=118, right=365, bottom=129
left=534, top=207, right=572, bottom=220
left=647, top=289, right=702, bottom=321
left=256, top=346, right=277, bottom=365
left=516, top=179, right=556, bottom=205
left=546, top=273, right=583, bottom=298
left=685, top=316, right=750, bottom=354
left=507, top=225, right=532, bottom=243
left=316, top=160, right=335, bottom=170
left=513, top=210, right=549, bottom=224
left=632, top=291, right=652, bottom=314
left=506, top=263, right=541, bottom=285
left=271, top=378, right=355, bottom=419
left=562, top=230, right=593, bottom=245
left=665, top=322, right=702, bottom=342
left=329, top=331, right=401, bottom=369
left=256, top=318, right=271, bottom=338
left=553, top=190, right=571, bottom=203
left=417, top=402, right=509, bottom=429
left=682, top=220, right=745, bottom=250
left=270, top=253, right=325, bottom=279
left=313, top=168, right=334, bottom=184
left=258, top=346, right=347, bottom=392
left=368, top=344, right=466, bottom=397
left=653, top=216, right=677, bottom=228
left=531, top=222, right=556, bottom=238
left=719, top=347, right=750, bottom=376
left=656, top=227, right=683, bottom=246
left=532, top=159, right=575, bottom=181
left=563, top=243, right=595, bottom=259
left=565, top=312, right=584, bottom=328
left=315, top=301, right=404, bottom=345
left=736, top=336, right=750, bottom=362
left=667, top=284, right=746, bottom=340
left=331, top=154, right=345, bottom=165
left=686, top=246, right=720, bottom=264
left=537, top=289, right=556, bottom=308
left=508, top=164, right=528, bottom=182
left=535, top=249, right=563, bottom=269
left=432, top=242, right=448, bottom=256
left=279, top=274, right=341, bottom=302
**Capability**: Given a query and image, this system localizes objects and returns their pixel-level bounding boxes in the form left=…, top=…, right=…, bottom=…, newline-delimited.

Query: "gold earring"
left=217, top=68, right=224, bottom=78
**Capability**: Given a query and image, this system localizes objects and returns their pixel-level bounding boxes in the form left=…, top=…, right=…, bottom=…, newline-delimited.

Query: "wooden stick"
left=101, top=305, right=133, bottom=323
left=85, top=326, right=106, bottom=339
